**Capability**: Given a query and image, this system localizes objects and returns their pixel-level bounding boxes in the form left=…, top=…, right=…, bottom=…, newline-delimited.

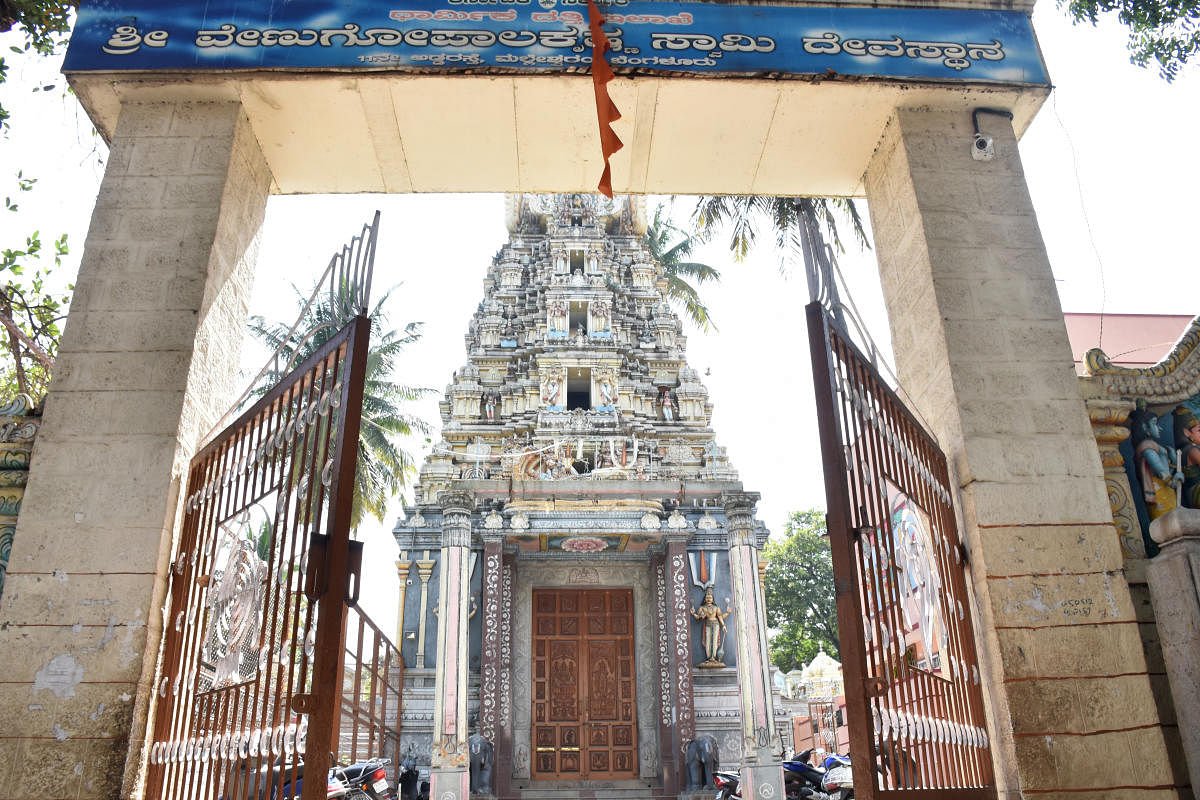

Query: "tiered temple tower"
left=393, top=194, right=785, bottom=800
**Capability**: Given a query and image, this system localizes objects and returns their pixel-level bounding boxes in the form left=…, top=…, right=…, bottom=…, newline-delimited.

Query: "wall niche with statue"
left=1080, top=314, right=1200, bottom=799
left=1082, top=317, right=1200, bottom=558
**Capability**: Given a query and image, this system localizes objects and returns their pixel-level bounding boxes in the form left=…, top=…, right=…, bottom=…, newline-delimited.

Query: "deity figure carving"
left=541, top=369, right=564, bottom=408
left=481, top=390, right=499, bottom=422
left=591, top=298, right=612, bottom=332
left=692, top=588, right=731, bottom=668
left=596, top=371, right=617, bottom=410
left=1131, top=403, right=1181, bottom=520
left=547, top=300, right=568, bottom=337
left=660, top=388, right=676, bottom=422
left=1174, top=405, right=1200, bottom=509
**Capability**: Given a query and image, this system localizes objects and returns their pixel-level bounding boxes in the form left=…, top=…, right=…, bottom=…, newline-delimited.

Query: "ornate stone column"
left=1086, top=398, right=1143, bottom=558
left=430, top=490, right=474, bottom=800
left=723, top=492, right=783, bottom=799
left=478, top=531, right=505, bottom=797
left=656, top=538, right=697, bottom=794
left=395, top=556, right=413, bottom=646
left=415, top=556, right=437, bottom=667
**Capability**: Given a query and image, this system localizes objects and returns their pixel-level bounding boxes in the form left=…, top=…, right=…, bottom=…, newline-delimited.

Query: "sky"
left=0, top=4, right=1197, bottom=629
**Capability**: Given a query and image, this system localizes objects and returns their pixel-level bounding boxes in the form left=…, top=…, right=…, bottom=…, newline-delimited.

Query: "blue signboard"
left=64, top=0, right=1048, bottom=85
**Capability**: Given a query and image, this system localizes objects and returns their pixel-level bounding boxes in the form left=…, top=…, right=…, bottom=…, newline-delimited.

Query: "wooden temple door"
left=532, top=588, right=638, bottom=780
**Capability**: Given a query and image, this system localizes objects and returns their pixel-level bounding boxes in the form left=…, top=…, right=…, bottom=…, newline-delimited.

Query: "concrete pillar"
left=1147, top=509, right=1200, bottom=794
left=430, top=491, right=474, bottom=800
left=723, top=492, right=783, bottom=799
left=0, top=100, right=270, bottom=799
left=864, top=107, right=1175, bottom=798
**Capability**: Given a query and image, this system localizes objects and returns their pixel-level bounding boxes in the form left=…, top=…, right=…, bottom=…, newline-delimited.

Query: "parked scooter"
left=819, top=753, right=853, bottom=800
left=782, top=750, right=833, bottom=799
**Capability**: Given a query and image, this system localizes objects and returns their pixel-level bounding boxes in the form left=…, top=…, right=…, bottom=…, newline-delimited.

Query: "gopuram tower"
left=393, top=194, right=784, bottom=800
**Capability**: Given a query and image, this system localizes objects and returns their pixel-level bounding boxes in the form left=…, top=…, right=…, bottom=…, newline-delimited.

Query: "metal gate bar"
left=339, top=605, right=404, bottom=785
left=145, top=315, right=370, bottom=800
left=807, top=303, right=995, bottom=800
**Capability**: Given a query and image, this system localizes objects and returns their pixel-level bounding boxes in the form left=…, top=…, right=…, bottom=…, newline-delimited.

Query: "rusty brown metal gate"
left=806, top=302, right=996, bottom=800
left=146, top=314, right=369, bottom=800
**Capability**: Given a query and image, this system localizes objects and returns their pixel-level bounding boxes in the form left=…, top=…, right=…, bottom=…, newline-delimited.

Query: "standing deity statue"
left=1131, top=403, right=1181, bottom=520
left=1174, top=405, right=1200, bottom=509
left=660, top=389, right=676, bottom=422
left=481, top=390, right=499, bottom=422
left=692, top=588, right=732, bottom=668
left=541, top=371, right=563, bottom=407
left=596, top=373, right=616, bottom=409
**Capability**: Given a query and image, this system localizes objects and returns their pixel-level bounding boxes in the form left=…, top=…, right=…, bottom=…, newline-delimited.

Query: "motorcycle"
left=782, top=750, right=832, bottom=799
left=332, top=756, right=395, bottom=800
left=819, top=754, right=853, bottom=800
left=711, top=751, right=852, bottom=800
left=223, top=754, right=394, bottom=800
left=714, top=769, right=741, bottom=800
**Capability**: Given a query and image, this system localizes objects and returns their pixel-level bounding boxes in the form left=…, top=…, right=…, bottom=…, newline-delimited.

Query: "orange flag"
left=586, top=0, right=623, bottom=198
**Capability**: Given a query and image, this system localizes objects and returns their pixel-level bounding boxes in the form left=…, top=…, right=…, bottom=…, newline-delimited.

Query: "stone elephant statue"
left=469, top=732, right=494, bottom=795
left=684, top=734, right=720, bottom=790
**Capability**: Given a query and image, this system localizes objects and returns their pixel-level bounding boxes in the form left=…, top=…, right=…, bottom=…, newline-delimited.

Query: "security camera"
left=971, top=133, right=995, bottom=161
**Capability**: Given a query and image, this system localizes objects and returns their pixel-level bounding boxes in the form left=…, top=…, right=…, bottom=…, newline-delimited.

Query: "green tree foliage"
left=1, top=0, right=76, bottom=131
left=248, top=285, right=433, bottom=529
left=642, top=204, right=722, bottom=333
left=0, top=3, right=79, bottom=401
left=1061, top=0, right=1200, bottom=80
left=763, top=509, right=839, bottom=672
left=691, top=195, right=869, bottom=272
left=0, top=173, right=69, bottom=402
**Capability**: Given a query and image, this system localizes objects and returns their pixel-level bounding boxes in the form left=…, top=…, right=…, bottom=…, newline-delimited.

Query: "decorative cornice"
left=440, top=490, right=475, bottom=517
left=1086, top=315, right=1200, bottom=402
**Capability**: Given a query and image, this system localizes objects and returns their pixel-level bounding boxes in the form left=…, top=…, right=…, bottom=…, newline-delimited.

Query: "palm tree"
left=691, top=196, right=870, bottom=269
left=643, top=204, right=722, bottom=333
left=247, top=284, right=433, bottom=529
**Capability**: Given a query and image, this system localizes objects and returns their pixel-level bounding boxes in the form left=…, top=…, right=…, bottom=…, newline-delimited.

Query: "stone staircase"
left=506, top=779, right=680, bottom=800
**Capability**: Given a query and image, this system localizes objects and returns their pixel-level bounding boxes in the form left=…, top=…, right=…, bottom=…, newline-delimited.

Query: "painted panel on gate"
left=64, top=0, right=1048, bottom=84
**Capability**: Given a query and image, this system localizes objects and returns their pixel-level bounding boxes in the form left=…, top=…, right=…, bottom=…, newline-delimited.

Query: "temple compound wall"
left=0, top=0, right=1184, bottom=796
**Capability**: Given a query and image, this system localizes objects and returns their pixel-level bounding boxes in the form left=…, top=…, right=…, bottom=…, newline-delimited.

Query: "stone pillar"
left=430, top=491, right=474, bottom=800
left=0, top=100, right=270, bottom=800
left=1147, top=509, right=1200, bottom=794
left=657, top=538, right=696, bottom=795
left=722, top=492, right=783, bottom=800
left=497, top=552, right=516, bottom=798
left=415, top=556, right=437, bottom=667
left=478, top=532, right=505, bottom=797
left=396, top=556, right=413, bottom=646
left=864, top=107, right=1175, bottom=798
left=1087, top=398, right=1144, bottom=558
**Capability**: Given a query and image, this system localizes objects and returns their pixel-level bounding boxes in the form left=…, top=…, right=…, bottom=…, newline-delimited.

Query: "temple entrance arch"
left=0, top=2, right=1180, bottom=799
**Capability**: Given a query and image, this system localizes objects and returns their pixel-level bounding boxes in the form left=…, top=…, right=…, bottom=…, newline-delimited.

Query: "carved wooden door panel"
left=532, top=588, right=638, bottom=780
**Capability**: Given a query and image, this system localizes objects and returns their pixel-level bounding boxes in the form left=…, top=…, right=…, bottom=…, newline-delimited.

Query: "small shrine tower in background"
left=392, top=194, right=786, bottom=800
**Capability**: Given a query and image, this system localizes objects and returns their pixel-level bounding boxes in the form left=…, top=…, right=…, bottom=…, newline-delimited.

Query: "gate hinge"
left=291, top=694, right=315, bottom=714
left=958, top=543, right=970, bottom=566
left=863, top=677, right=888, bottom=698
